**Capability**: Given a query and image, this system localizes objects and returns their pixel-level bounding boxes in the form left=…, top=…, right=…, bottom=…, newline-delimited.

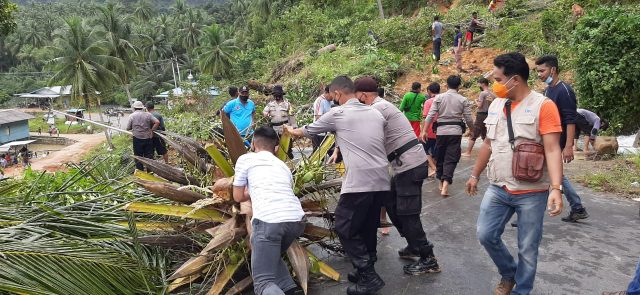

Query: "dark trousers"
left=335, top=191, right=385, bottom=268
left=133, top=137, right=154, bottom=170
left=384, top=163, right=433, bottom=254
left=433, top=38, right=442, bottom=61
left=311, top=134, right=326, bottom=151
left=435, top=135, right=462, bottom=184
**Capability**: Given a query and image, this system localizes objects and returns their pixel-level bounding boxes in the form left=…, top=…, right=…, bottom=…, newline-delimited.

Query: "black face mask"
left=275, top=96, right=283, bottom=100
left=239, top=95, right=249, bottom=101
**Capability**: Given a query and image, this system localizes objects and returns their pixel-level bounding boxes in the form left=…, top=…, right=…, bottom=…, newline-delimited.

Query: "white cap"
left=132, top=101, right=144, bottom=109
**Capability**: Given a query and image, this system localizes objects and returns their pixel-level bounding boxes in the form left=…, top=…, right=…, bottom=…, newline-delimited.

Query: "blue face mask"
left=544, top=75, right=553, bottom=85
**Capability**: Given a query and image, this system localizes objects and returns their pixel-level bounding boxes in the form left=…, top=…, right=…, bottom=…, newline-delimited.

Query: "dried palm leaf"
left=134, top=179, right=206, bottom=204
left=286, top=241, right=309, bottom=294
left=220, top=112, right=247, bottom=164
left=133, top=156, right=200, bottom=185
left=223, top=276, right=253, bottom=295
left=206, top=256, right=245, bottom=295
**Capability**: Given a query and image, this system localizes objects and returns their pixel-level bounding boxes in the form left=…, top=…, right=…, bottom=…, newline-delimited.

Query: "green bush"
left=572, top=6, right=640, bottom=133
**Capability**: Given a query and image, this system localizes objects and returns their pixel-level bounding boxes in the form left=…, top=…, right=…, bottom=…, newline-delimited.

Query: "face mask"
left=275, top=96, right=283, bottom=101
left=239, top=95, right=249, bottom=101
left=544, top=67, right=555, bottom=85
left=492, top=76, right=515, bottom=98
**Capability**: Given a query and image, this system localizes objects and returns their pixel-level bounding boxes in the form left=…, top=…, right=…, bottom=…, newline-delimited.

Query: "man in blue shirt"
left=223, top=85, right=256, bottom=139
left=536, top=55, right=589, bottom=222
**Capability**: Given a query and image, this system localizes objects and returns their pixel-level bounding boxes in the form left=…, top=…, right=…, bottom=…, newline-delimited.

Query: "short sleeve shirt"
left=422, top=97, right=438, bottom=139
left=151, top=111, right=166, bottom=131
left=223, top=98, right=256, bottom=136
left=399, top=92, right=426, bottom=122
left=313, top=95, right=332, bottom=120
left=432, top=21, right=443, bottom=40
left=477, top=90, right=495, bottom=113
left=127, top=110, right=158, bottom=139
left=372, top=97, right=426, bottom=173
left=302, top=99, right=390, bottom=194
left=233, top=151, right=304, bottom=223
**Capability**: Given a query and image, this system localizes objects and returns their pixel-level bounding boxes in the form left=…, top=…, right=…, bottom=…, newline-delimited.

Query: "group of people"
left=226, top=51, right=637, bottom=295
left=431, top=12, right=484, bottom=72
left=127, top=101, right=167, bottom=170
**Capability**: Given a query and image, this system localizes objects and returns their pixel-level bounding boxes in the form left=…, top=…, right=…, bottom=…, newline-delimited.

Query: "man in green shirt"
left=400, top=82, right=427, bottom=137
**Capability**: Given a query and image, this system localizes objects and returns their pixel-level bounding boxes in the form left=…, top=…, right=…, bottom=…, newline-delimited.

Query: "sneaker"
left=494, top=279, right=516, bottom=295
left=397, top=246, right=420, bottom=259
left=403, top=256, right=441, bottom=275
left=561, top=208, right=590, bottom=222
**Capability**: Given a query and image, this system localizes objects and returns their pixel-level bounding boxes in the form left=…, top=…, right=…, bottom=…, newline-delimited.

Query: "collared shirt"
left=303, top=98, right=390, bottom=194
left=263, top=99, right=295, bottom=133
left=425, top=89, right=474, bottom=136
left=313, top=95, right=332, bottom=120
left=233, top=151, right=305, bottom=223
left=372, top=97, right=426, bottom=173
left=223, top=98, right=256, bottom=136
left=577, top=108, right=602, bottom=131
left=127, top=110, right=159, bottom=139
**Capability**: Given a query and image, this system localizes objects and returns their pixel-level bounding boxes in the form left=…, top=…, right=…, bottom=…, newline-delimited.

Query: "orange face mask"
left=492, top=76, right=515, bottom=98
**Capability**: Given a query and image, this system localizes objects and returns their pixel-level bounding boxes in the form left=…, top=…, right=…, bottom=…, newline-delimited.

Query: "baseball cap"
left=240, top=86, right=249, bottom=93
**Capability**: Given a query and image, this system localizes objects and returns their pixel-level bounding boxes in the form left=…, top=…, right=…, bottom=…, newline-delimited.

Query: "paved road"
left=309, top=154, right=640, bottom=295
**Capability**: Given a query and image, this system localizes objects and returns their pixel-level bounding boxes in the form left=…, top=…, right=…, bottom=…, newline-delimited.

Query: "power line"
left=0, top=71, right=53, bottom=75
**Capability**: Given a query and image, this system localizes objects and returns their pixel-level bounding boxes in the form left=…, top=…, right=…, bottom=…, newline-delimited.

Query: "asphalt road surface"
left=309, top=154, right=640, bottom=295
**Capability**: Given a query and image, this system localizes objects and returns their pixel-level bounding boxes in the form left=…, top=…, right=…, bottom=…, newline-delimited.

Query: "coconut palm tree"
left=48, top=17, right=122, bottom=110
left=133, top=0, right=155, bottom=22
left=178, top=9, right=202, bottom=53
left=197, top=24, right=237, bottom=78
left=139, top=30, right=172, bottom=61
left=97, top=3, right=139, bottom=100
left=23, top=22, right=45, bottom=47
left=131, top=63, right=175, bottom=100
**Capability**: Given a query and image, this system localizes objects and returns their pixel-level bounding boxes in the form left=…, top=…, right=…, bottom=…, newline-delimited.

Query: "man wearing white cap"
left=127, top=100, right=160, bottom=170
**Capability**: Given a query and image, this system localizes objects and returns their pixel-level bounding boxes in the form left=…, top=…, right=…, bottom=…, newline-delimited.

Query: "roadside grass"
left=577, top=153, right=640, bottom=197
left=29, top=117, right=104, bottom=134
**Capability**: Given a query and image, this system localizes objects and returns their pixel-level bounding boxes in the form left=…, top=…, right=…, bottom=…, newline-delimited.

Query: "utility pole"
left=171, top=57, right=178, bottom=88
left=376, top=0, right=385, bottom=19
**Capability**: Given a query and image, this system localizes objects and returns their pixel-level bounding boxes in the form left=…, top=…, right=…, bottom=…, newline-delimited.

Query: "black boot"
left=348, top=253, right=377, bottom=283
left=403, top=245, right=441, bottom=275
left=346, top=264, right=385, bottom=295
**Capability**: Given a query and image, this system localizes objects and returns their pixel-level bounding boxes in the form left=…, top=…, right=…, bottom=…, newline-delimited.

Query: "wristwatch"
left=550, top=184, right=563, bottom=193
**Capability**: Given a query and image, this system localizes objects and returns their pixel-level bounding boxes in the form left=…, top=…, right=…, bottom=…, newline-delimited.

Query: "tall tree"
left=376, top=0, right=385, bottom=19
left=48, top=17, right=122, bottom=110
left=134, top=0, right=155, bottom=22
left=178, top=9, right=202, bottom=52
left=98, top=3, right=139, bottom=100
left=139, top=30, right=172, bottom=62
left=23, top=22, right=45, bottom=47
left=0, top=0, right=17, bottom=37
left=198, top=24, right=237, bottom=78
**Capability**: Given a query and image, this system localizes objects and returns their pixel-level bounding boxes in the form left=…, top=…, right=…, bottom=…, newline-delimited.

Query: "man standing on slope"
left=355, top=76, right=440, bottom=276
left=466, top=52, right=564, bottom=295
left=285, top=76, right=389, bottom=295
left=535, top=55, right=589, bottom=222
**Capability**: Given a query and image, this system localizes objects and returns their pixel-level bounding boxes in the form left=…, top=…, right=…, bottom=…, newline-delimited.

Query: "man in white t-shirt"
left=233, top=126, right=305, bottom=295
left=311, top=85, right=333, bottom=150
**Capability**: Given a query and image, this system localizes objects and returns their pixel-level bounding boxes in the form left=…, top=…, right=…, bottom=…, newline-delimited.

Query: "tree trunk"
left=376, top=0, right=385, bottom=19
left=634, top=129, right=640, bottom=148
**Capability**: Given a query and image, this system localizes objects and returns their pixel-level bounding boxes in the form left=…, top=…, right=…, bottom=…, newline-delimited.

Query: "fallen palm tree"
left=123, top=113, right=342, bottom=294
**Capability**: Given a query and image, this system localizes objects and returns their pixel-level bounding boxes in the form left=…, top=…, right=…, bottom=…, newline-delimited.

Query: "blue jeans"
left=477, top=185, right=549, bottom=295
left=629, top=258, right=640, bottom=295
left=563, top=175, right=584, bottom=211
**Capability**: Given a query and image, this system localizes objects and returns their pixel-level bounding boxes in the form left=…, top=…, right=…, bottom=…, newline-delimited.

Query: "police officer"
left=421, top=75, right=474, bottom=196
left=263, top=85, right=295, bottom=158
left=354, top=76, right=440, bottom=276
left=263, top=85, right=295, bottom=134
left=285, top=76, right=389, bottom=295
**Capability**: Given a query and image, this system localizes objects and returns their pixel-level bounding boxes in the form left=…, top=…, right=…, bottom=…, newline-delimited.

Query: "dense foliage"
left=573, top=6, right=640, bottom=134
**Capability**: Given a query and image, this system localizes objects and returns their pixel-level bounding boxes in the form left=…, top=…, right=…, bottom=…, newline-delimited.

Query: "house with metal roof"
left=14, top=85, right=72, bottom=108
left=0, top=109, right=35, bottom=145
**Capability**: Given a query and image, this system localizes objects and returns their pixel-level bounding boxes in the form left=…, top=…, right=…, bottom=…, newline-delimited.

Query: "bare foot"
left=438, top=181, right=443, bottom=191
left=461, top=152, right=472, bottom=157
left=441, top=181, right=450, bottom=197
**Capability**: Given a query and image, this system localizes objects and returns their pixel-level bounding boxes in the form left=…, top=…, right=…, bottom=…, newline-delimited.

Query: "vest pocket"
left=484, top=116, right=499, bottom=139
left=513, top=115, right=537, bottom=140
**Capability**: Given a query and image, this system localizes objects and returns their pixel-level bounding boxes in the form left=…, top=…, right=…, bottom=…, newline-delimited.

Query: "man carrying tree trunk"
left=285, top=76, right=389, bottom=295
left=355, top=76, right=441, bottom=276
left=127, top=100, right=159, bottom=171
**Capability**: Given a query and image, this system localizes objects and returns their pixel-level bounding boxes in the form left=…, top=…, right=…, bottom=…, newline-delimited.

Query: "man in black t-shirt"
left=536, top=55, right=589, bottom=222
